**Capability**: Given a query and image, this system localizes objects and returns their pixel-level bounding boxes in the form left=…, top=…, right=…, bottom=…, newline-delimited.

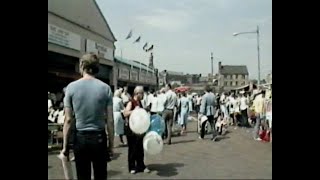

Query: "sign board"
left=86, top=39, right=114, bottom=61
left=48, top=24, right=81, bottom=51
left=130, top=69, right=139, bottom=82
left=118, top=67, right=129, bottom=80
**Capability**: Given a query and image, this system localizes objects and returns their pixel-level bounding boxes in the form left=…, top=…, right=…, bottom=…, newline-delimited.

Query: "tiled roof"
left=219, top=65, right=248, bottom=75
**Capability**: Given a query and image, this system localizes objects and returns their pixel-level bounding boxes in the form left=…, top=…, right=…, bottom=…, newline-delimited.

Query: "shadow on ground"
left=111, top=152, right=121, bottom=161
left=171, top=139, right=196, bottom=145
left=147, top=163, right=184, bottom=177
left=215, top=136, right=230, bottom=142
left=107, top=170, right=122, bottom=177
left=48, top=150, right=61, bottom=155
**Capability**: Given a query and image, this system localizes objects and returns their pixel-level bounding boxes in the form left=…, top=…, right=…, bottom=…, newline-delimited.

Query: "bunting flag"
left=125, top=30, right=132, bottom=39
left=133, top=36, right=141, bottom=43
left=146, top=45, right=154, bottom=52
left=143, top=42, right=148, bottom=50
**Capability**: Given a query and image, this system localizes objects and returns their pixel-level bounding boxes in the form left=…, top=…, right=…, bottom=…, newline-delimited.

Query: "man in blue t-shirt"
left=62, top=53, right=114, bottom=180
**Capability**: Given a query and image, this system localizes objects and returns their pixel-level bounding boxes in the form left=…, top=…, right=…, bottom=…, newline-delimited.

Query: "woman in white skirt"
left=178, top=92, right=189, bottom=135
left=113, top=90, right=126, bottom=146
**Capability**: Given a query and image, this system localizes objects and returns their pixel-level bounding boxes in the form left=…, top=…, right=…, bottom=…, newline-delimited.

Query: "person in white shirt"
left=195, top=95, right=202, bottom=114
left=233, top=94, right=241, bottom=127
left=141, top=92, right=148, bottom=109
left=220, top=92, right=229, bottom=121
left=239, top=91, right=250, bottom=127
left=228, top=94, right=236, bottom=125
left=187, top=92, right=193, bottom=113
left=162, top=84, right=178, bottom=145
left=150, top=91, right=159, bottom=115
left=147, top=89, right=155, bottom=108
left=157, top=88, right=166, bottom=115
left=121, top=86, right=131, bottom=106
left=252, top=91, right=266, bottom=141
left=113, top=90, right=126, bottom=146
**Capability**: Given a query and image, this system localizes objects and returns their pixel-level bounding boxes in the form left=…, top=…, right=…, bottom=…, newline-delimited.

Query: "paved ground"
left=48, top=120, right=272, bottom=179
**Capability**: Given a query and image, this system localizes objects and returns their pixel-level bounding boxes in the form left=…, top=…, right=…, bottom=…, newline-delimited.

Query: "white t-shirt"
left=234, top=97, right=240, bottom=113
left=196, top=96, right=202, bottom=105
left=150, top=96, right=159, bottom=113
left=141, top=93, right=148, bottom=108
left=240, top=96, right=248, bottom=110
left=147, top=94, right=154, bottom=107
left=157, top=93, right=166, bottom=112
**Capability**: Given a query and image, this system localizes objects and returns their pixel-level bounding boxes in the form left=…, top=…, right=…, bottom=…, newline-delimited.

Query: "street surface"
left=48, top=120, right=272, bottom=179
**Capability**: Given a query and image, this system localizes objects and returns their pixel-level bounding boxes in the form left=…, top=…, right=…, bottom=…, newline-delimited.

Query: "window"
left=238, top=74, right=243, bottom=79
left=235, top=81, right=238, bottom=86
left=232, top=75, right=236, bottom=79
left=224, top=82, right=228, bottom=86
left=227, top=75, right=231, bottom=79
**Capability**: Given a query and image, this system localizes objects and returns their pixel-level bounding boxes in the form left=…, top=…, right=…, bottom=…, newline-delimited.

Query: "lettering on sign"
left=48, top=24, right=81, bottom=50
left=130, top=70, right=139, bottom=81
left=119, top=67, right=129, bottom=80
left=86, top=39, right=114, bottom=61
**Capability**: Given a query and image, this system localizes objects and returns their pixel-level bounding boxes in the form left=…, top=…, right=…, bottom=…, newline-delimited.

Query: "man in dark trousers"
left=62, top=53, right=114, bottom=180
left=162, top=83, right=178, bottom=145
left=199, top=85, right=218, bottom=141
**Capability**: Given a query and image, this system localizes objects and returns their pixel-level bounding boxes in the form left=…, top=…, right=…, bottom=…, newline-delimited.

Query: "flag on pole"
left=125, top=30, right=132, bottom=39
left=143, top=42, right=148, bottom=50
left=133, top=36, right=141, bottom=43
left=146, top=45, right=154, bottom=52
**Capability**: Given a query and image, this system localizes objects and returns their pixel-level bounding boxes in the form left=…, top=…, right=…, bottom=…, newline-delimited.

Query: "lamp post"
left=233, top=26, right=261, bottom=85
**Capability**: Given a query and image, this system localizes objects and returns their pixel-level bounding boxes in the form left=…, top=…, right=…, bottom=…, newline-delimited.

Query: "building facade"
left=115, top=56, right=158, bottom=93
left=217, top=62, right=249, bottom=91
left=48, top=0, right=116, bottom=92
left=158, top=70, right=187, bottom=86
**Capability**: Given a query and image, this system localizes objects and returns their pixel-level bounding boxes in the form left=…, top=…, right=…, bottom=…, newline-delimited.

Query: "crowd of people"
left=49, top=53, right=272, bottom=180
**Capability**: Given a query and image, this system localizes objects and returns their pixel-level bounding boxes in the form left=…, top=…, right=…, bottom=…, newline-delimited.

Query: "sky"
left=96, top=0, right=272, bottom=79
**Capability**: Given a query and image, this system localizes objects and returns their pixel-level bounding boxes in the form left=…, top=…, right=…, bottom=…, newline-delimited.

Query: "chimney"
left=218, top=61, right=222, bottom=72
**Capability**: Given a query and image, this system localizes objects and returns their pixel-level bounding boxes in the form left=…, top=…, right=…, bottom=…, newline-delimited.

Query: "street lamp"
left=233, top=26, right=261, bottom=85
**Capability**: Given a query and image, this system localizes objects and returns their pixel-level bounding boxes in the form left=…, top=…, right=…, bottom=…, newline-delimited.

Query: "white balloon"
left=129, top=108, right=151, bottom=134
left=143, top=131, right=163, bottom=155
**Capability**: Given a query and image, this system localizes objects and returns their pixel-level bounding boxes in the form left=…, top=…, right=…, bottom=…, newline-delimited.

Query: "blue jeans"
left=74, top=131, right=108, bottom=180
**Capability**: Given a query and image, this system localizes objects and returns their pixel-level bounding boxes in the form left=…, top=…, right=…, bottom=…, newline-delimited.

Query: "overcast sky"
left=96, top=0, right=272, bottom=79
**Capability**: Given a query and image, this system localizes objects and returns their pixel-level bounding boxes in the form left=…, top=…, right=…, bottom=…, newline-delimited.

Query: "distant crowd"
left=48, top=53, right=272, bottom=180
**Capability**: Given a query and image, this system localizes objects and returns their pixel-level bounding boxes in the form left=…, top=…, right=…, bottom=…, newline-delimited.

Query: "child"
left=215, top=112, right=228, bottom=135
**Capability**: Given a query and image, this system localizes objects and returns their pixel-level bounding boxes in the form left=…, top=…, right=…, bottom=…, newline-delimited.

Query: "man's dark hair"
left=204, top=85, right=212, bottom=92
left=167, top=83, right=172, bottom=89
left=80, top=53, right=100, bottom=75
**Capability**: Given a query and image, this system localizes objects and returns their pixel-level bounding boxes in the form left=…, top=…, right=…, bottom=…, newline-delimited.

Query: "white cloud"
left=135, top=8, right=192, bottom=32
